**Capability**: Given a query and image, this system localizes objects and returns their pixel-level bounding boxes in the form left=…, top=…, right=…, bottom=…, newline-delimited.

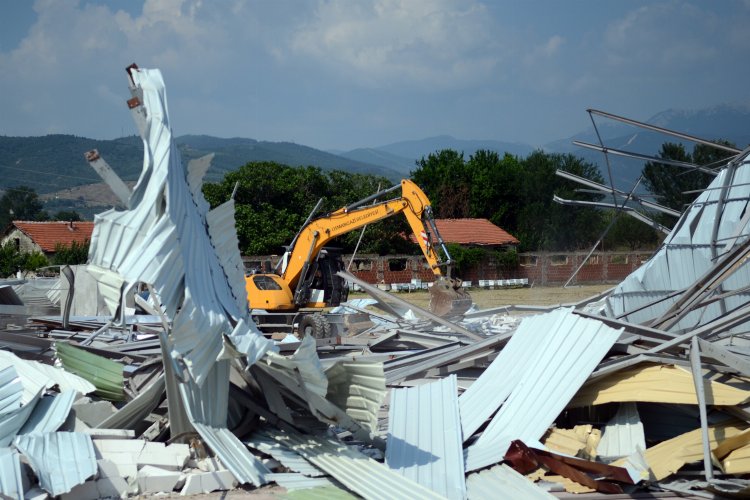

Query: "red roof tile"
left=11, top=221, right=94, bottom=253
left=410, top=218, right=519, bottom=246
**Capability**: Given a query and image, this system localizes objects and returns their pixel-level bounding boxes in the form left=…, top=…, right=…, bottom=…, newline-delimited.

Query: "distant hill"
left=544, top=104, right=750, bottom=190
left=6, top=103, right=750, bottom=218
left=175, top=135, right=402, bottom=181
left=333, top=135, right=536, bottom=176
left=335, top=148, right=416, bottom=176
left=0, top=134, right=402, bottom=197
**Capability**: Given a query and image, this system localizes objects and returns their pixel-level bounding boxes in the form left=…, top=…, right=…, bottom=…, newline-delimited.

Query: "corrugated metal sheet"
left=55, top=342, right=124, bottom=401
left=597, top=403, right=646, bottom=462
left=569, top=363, right=750, bottom=407
left=0, top=365, right=22, bottom=415
left=464, top=308, right=622, bottom=472
left=612, top=421, right=747, bottom=481
left=97, top=373, right=165, bottom=430
left=191, top=423, right=269, bottom=486
left=13, top=431, right=97, bottom=496
left=465, top=464, right=554, bottom=500
left=326, top=360, right=386, bottom=433
left=0, top=349, right=95, bottom=404
left=18, top=390, right=76, bottom=436
left=386, top=375, right=464, bottom=499
left=0, top=447, right=23, bottom=499
left=246, top=434, right=325, bottom=477
left=606, top=155, right=750, bottom=334
left=0, top=389, right=40, bottom=446
left=87, top=67, right=274, bottom=386
left=268, top=428, right=444, bottom=500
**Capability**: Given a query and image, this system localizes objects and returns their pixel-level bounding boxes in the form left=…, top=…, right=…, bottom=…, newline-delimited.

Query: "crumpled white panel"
left=87, top=67, right=274, bottom=385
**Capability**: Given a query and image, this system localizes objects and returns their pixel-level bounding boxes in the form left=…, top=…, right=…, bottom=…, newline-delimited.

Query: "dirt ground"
left=350, top=283, right=615, bottom=311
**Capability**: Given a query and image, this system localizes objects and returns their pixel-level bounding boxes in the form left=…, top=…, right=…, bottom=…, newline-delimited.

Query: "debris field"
left=1, top=65, right=750, bottom=499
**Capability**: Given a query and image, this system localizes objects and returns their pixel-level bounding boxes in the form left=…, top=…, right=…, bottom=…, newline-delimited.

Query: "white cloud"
left=289, top=0, right=502, bottom=88
left=602, top=3, right=721, bottom=69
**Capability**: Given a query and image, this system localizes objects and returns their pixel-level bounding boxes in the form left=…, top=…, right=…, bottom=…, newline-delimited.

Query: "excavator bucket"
left=429, top=277, right=473, bottom=318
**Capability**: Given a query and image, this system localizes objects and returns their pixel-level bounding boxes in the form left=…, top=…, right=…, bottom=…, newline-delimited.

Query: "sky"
left=1, top=0, right=749, bottom=151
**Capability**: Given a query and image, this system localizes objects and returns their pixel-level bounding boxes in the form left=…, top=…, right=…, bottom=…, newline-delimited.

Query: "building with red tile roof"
left=410, top=218, right=519, bottom=247
left=2, top=221, right=94, bottom=255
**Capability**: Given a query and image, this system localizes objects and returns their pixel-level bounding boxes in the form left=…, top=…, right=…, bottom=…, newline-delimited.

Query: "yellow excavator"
left=245, top=179, right=472, bottom=337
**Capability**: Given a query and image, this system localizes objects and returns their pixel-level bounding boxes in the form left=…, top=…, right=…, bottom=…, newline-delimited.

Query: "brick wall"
left=243, top=250, right=653, bottom=286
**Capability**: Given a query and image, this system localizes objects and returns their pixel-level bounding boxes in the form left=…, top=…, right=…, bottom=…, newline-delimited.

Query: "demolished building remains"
left=0, top=64, right=749, bottom=498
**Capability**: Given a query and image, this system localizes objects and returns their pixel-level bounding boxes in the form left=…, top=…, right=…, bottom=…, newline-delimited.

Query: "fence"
left=243, top=250, right=653, bottom=288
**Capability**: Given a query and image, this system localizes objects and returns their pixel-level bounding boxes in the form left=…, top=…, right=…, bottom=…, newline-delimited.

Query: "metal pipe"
left=573, top=140, right=718, bottom=176
left=556, top=169, right=681, bottom=217
left=587, top=109, right=741, bottom=154
left=689, top=336, right=714, bottom=481
left=345, top=183, right=400, bottom=212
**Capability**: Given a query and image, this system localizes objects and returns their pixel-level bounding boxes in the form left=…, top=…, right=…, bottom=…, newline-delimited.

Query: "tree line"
left=2, top=141, right=733, bottom=277
left=203, top=149, right=663, bottom=256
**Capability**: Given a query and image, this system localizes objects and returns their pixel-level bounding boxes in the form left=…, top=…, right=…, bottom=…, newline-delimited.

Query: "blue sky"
left=1, top=0, right=749, bottom=151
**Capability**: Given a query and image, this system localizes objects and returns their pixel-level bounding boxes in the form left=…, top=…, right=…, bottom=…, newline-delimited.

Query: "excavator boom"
left=246, top=179, right=472, bottom=318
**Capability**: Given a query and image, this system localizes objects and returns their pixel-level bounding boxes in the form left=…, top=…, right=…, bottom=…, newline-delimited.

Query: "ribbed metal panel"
left=466, top=464, right=554, bottom=499
left=326, top=360, right=386, bottom=432
left=464, top=308, right=622, bottom=472
left=55, top=342, right=124, bottom=401
left=192, top=423, right=269, bottom=486
left=0, top=389, right=40, bottom=446
left=266, top=472, right=335, bottom=491
left=597, top=403, right=646, bottom=462
left=86, top=67, right=273, bottom=386
left=607, top=156, right=750, bottom=334
left=0, top=448, right=22, bottom=499
left=0, top=349, right=95, bottom=404
left=97, top=374, right=165, bottom=430
left=268, top=429, right=444, bottom=500
left=14, top=431, right=96, bottom=496
left=0, top=366, right=22, bottom=415
left=246, top=435, right=325, bottom=477
left=18, top=390, right=76, bottom=436
left=386, top=375, right=464, bottom=499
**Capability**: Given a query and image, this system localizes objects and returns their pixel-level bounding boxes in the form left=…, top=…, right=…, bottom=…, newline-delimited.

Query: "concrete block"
left=96, top=459, right=121, bottom=479
left=86, top=428, right=135, bottom=440
left=180, top=470, right=236, bottom=495
left=59, top=476, right=130, bottom=500
left=92, top=439, right=145, bottom=478
left=72, top=401, right=118, bottom=427
left=137, top=465, right=181, bottom=494
left=137, top=442, right=190, bottom=471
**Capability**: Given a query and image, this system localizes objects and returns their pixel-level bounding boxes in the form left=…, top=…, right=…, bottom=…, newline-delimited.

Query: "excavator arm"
left=282, top=179, right=448, bottom=290
left=246, top=179, right=472, bottom=317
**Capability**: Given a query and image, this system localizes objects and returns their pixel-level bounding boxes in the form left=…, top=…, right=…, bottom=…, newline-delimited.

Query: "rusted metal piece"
left=126, top=96, right=141, bottom=109
left=84, top=149, right=100, bottom=162
left=504, top=440, right=633, bottom=494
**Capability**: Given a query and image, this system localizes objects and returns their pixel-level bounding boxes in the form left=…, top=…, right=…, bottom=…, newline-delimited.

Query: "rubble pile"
left=1, top=65, right=750, bottom=499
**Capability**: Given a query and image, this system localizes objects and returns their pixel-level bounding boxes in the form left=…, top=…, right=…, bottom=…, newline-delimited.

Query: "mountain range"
left=1, top=103, right=749, bottom=216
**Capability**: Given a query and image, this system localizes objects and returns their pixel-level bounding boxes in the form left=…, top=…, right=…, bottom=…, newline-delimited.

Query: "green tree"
left=642, top=140, right=735, bottom=213
left=52, top=240, right=89, bottom=265
left=410, top=150, right=471, bottom=218
left=515, top=151, right=605, bottom=251
left=602, top=211, right=661, bottom=250
left=203, top=162, right=403, bottom=255
left=53, top=210, right=82, bottom=221
left=0, top=243, right=48, bottom=276
left=0, top=186, right=48, bottom=229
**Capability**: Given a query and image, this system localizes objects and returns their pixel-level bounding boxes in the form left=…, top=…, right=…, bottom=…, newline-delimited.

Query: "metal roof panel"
left=386, top=375, right=465, bottom=499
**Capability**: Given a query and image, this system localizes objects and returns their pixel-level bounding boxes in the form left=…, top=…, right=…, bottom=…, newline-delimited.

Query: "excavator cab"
left=293, top=248, right=349, bottom=308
